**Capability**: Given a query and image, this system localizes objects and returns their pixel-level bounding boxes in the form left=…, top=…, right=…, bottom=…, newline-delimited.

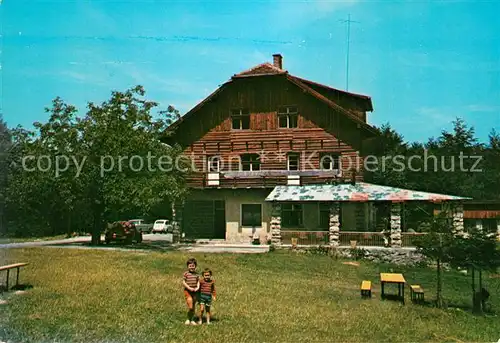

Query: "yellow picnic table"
left=380, top=273, right=406, bottom=304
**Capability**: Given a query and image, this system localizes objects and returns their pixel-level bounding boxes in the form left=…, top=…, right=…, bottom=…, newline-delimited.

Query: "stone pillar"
left=329, top=202, right=341, bottom=247
left=270, top=202, right=282, bottom=246
left=390, top=202, right=402, bottom=248
left=451, top=203, right=465, bottom=236
left=475, top=219, right=483, bottom=231
left=497, top=219, right=500, bottom=242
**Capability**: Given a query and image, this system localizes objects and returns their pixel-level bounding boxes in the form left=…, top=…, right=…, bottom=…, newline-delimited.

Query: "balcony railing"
left=186, top=170, right=344, bottom=188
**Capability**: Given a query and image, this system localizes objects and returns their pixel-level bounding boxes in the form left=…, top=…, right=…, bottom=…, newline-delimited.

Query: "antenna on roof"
left=339, top=14, right=360, bottom=91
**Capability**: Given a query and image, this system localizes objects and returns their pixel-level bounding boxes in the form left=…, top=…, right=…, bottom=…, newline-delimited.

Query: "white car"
left=151, top=220, right=172, bottom=234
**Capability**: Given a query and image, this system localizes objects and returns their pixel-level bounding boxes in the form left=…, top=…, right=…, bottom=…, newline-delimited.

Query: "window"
left=231, top=109, right=250, bottom=130
left=287, top=153, right=300, bottom=171
left=241, top=204, right=262, bottom=227
left=320, top=153, right=340, bottom=170
left=319, top=203, right=330, bottom=229
left=282, top=203, right=303, bottom=227
left=278, top=106, right=298, bottom=128
left=240, top=154, right=260, bottom=171
left=207, top=156, right=220, bottom=172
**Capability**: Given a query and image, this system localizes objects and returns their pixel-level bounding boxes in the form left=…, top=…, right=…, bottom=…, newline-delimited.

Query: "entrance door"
left=182, top=200, right=226, bottom=239
left=182, top=201, right=215, bottom=238
left=213, top=200, right=226, bottom=239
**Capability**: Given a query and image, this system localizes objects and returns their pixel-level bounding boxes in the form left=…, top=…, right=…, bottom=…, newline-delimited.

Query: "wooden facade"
left=165, top=73, right=375, bottom=189
left=434, top=201, right=500, bottom=219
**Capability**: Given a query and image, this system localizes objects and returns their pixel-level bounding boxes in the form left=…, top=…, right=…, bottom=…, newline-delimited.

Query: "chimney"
left=273, top=54, right=283, bottom=69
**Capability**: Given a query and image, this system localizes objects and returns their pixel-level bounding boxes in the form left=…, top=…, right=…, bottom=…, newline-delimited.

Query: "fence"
left=280, top=230, right=426, bottom=247
left=281, top=230, right=329, bottom=246
left=339, top=231, right=386, bottom=247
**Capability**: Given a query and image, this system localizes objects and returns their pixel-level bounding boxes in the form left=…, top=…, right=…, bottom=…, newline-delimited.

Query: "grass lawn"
left=0, top=248, right=499, bottom=343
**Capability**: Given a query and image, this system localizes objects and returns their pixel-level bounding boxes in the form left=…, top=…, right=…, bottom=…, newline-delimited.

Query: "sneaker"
left=190, top=321, right=198, bottom=325
left=206, top=320, right=211, bottom=325
left=198, top=320, right=202, bottom=325
left=184, top=320, right=191, bottom=325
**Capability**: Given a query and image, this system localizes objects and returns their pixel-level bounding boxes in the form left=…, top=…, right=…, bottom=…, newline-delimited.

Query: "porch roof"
left=265, top=182, right=471, bottom=202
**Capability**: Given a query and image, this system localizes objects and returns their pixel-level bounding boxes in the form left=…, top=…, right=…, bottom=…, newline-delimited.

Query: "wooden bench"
left=410, top=284, right=424, bottom=303
left=0, top=263, right=29, bottom=292
left=360, top=280, right=372, bottom=298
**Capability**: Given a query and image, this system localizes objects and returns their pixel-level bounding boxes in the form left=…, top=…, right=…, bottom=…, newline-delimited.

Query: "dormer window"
left=278, top=106, right=298, bottom=128
left=232, top=109, right=250, bottom=130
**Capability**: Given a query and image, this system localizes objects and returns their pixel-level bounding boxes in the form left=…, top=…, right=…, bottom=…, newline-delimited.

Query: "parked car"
left=151, top=219, right=173, bottom=234
left=105, top=221, right=143, bottom=244
left=128, top=219, right=154, bottom=234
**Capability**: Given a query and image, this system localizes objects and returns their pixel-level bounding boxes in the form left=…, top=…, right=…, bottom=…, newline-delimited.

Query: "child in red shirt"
left=198, top=268, right=216, bottom=325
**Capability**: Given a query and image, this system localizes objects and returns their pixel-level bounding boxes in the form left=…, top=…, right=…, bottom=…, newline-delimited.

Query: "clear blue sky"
left=2, top=0, right=499, bottom=143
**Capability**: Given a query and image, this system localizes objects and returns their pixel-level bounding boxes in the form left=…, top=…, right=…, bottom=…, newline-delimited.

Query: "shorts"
left=199, top=293, right=212, bottom=307
left=184, top=289, right=198, bottom=305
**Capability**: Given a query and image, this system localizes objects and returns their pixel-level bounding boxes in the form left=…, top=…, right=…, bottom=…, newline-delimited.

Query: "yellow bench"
left=410, top=284, right=424, bottom=303
left=360, top=280, right=372, bottom=298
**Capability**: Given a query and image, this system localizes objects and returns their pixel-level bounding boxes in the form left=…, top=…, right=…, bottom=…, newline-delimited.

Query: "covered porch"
left=265, top=182, right=472, bottom=247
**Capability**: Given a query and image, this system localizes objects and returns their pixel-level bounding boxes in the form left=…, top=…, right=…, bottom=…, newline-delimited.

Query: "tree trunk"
left=436, top=258, right=443, bottom=308
left=91, top=213, right=102, bottom=245
left=90, top=198, right=103, bottom=246
left=67, top=215, right=72, bottom=238
left=478, top=270, right=484, bottom=314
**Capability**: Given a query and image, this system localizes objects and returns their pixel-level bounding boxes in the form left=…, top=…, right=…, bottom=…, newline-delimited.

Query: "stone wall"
left=285, top=245, right=427, bottom=266
left=336, top=247, right=426, bottom=266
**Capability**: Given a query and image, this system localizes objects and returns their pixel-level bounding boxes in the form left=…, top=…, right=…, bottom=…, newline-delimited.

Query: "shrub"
left=350, top=247, right=367, bottom=260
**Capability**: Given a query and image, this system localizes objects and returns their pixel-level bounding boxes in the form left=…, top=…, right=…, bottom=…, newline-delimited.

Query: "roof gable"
left=233, top=63, right=287, bottom=78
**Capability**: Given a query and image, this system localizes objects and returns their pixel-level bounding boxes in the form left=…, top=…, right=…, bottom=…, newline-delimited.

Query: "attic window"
left=278, top=106, right=298, bottom=128
left=232, top=109, right=250, bottom=130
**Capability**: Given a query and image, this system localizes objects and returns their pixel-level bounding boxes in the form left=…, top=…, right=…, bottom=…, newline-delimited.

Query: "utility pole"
left=339, top=14, right=359, bottom=91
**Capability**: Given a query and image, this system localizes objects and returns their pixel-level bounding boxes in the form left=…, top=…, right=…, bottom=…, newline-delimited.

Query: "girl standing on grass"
left=182, top=258, right=200, bottom=325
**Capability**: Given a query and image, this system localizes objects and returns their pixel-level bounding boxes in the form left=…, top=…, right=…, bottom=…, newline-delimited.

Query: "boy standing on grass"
left=182, top=258, right=200, bottom=325
left=198, top=268, right=216, bottom=325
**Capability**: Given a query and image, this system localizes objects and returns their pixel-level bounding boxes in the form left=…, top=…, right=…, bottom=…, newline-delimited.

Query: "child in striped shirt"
left=198, top=268, right=216, bottom=325
left=182, top=258, right=200, bottom=325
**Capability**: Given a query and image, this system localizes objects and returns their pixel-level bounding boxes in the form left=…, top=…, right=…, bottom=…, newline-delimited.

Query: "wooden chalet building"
left=163, top=54, right=479, bottom=246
